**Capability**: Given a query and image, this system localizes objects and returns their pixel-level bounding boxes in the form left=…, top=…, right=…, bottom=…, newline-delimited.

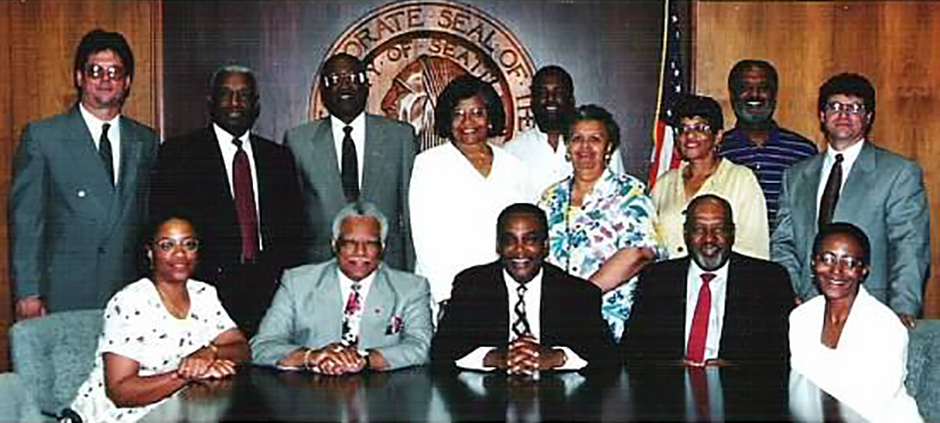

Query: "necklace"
left=155, top=284, right=190, bottom=319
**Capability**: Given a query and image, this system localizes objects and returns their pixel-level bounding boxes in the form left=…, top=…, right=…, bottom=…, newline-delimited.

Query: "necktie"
left=341, top=126, right=360, bottom=202
left=818, top=153, right=844, bottom=228
left=342, top=282, right=363, bottom=346
left=232, top=138, right=259, bottom=262
left=99, top=123, right=114, bottom=186
left=511, top=283, right=532, bottom=339
left=687, top=272, right=715, bottom=364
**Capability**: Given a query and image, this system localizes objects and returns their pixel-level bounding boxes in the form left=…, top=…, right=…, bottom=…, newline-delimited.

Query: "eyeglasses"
left=336, top=238, right=382, bottom=253
left=84, top=64, right=126, bottom=81
left=686, top=224, right=733, bottom=238
left=816, top=252, right=865, bottom=270
left=323, top=72, right=367, bottom=88
left=153, top=238, right=200, bottom=253
left=678, top=123, right=712, bottom=135
left=453, top=106, right=487, bottom=120
left=824, top=101, right=866, bottom=115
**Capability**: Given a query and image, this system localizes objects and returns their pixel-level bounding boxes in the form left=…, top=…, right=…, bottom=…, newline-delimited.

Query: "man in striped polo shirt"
left=718, top=60, right=817, bottom=231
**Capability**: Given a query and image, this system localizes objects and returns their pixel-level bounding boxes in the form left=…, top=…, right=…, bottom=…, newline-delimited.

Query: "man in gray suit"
left=10, top=29, right=158, bottom=319
left=285, top=53, right=416, bottom=271
left=771, top=73, right=929, bottom=328
left=251, top=201, right=432, bottom=374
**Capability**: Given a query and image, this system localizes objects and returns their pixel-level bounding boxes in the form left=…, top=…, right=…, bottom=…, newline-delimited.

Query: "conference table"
left=140, top=361, right=857, bottom=422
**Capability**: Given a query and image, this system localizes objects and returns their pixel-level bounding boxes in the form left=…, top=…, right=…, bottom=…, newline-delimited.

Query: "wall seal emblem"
left=311, top=0, right=537, bottom=151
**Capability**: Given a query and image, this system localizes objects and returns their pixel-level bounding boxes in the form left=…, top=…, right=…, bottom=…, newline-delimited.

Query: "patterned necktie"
left=342, top=282, right=363, bottom=346
left=687, top=272, right=715, bottom=364
left=232, top=138, right=259, bottom=262
left=511, top=283, right=532, bottom=339
left=818, top=153, right=844, bottom=228
left=99, top=123, right=114, bottom=186
left=341, top=126, right=360, bottom=202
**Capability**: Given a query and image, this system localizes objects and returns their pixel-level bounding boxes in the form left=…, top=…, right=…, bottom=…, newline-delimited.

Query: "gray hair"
left=331, top=201, right=389, bottom=244
left=209, top=64, right=256, bottom=93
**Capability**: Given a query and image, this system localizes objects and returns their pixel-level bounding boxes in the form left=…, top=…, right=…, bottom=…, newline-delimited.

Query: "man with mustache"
left=718, top=60, right=817, bottom=231
left=624, top=194, right=793, bottom=365
left=285, top=53, right=416, bottom=271
left=151, top=65, right=304, bottom=337
left=505, top=66, right=624, bottom=199
left=431, top=203, right=616, bottom=374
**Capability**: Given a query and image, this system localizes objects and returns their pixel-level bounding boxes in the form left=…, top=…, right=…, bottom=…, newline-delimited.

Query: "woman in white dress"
left=69, top=214, right=250, bottom=423
left=410, top=75, right=532, bottom=314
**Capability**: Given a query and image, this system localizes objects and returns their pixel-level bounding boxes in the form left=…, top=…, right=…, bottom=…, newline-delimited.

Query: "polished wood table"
left=140, top=361, right=851, bottom=422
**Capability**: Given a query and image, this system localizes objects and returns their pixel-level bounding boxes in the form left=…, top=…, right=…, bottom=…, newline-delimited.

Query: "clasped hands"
left=485, top=334, right=566, bottom=376
left=279, top=342, right=366, bottom=375
left=177, top=344, right=237, bottom=381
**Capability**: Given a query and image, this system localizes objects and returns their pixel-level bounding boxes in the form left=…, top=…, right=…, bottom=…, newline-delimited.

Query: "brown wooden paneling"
left=694, top=1, right=940, bottom=318
left=0, top=0, right=162, bottom=371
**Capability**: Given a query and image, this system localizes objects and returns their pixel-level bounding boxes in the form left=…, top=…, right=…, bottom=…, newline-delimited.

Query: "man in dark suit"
left=432, top=203, right=616, bottom=374
left=624, top=194, right=793, bottom=365
left=771, top=73, right=929, bottom=329
left=285, top=53, right=416, bottom=271
left=11, top=29, right=158, bottom=319
left=151, top=65, right=303, bottom=336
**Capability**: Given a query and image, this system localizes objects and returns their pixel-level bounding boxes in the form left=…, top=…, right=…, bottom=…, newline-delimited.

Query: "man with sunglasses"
left=771, top=73, right=929, bottom=328
left=285, top=53, right=417, bottom=272
left=10, top=29, right=158, bottom=319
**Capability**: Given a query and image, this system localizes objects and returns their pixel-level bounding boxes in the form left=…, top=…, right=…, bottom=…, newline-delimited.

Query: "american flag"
left=648, top=0, right=685, bottom=188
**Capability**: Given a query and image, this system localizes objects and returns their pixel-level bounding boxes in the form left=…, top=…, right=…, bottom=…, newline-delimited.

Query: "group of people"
left=9, top=29, right=928, bottom=422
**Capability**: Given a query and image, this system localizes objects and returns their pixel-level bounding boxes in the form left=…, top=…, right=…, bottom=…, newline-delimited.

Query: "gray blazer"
left=771, top=141, right=929, bottom=316
left=284, top=114, right=416, bottom=271
left=250, top=260, right=432, bottom=371
left=10, top=107, right=157, bottom=312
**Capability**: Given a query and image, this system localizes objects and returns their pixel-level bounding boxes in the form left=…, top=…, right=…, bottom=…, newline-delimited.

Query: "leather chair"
left=10, top=309, right=104, bottom=419
left=905, top=319, right=940, bottom=421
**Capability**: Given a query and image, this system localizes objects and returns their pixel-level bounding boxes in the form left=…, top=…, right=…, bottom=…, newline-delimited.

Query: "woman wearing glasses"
left=651, top=94, right=769, bottom=260
left=69, top=214, right=249, bottom=423
left=788, top=223, right=921, bottom=422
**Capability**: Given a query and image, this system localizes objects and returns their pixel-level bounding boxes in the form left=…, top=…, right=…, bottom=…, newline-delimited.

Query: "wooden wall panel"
left=0, top=0, right=162, bottom=371
left=693, top=1, right=940, bottom=317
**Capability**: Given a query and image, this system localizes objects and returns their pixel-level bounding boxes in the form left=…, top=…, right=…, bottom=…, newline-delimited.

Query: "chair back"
left=906, top=319, right=940, bottom=421
left=10, top=309, right=104, bottom=416
left=0, top=372, right=43, bottom=422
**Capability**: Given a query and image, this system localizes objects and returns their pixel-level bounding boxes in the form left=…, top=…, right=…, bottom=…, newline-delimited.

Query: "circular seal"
left=310, top=0, right=537, bottom=151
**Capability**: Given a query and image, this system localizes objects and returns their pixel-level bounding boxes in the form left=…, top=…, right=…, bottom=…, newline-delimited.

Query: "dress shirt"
left=213, top=124, right=263, bottom=249
left=505, top=127, right=625, bottom=200
left=330, top=113, right=366, bottom=188
left=336, top=267, right=377, bottom=344
left=454, top=269, right=587, bottom=371
left=815, top=139, right=864, bottom=212
left=684, top=261, right=729, bottom=361
left=79, top=102, right=121, bottom=184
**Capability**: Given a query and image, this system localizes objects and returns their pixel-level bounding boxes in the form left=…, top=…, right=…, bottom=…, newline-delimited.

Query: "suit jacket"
left=150, top=127, right=305, bottom=335
left=431, top=262, right=617, bottom=368
left=623, top=253, right=793, bottom=363
left=284, top=114, right=416, bottom=271
left=771, top=142, right=929, bottom=316
left=250, top=260, right=433, bottom=371
left=10, top=107, right=158, bottom=312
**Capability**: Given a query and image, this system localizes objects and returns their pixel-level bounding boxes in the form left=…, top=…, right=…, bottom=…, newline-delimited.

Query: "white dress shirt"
left=684, top=260, right=730, bottom=361
left=330, top=113, right=366, bottom=188
left=816, top=139, right=864, bottom=215
left=213, top=123, right=263, bottom=249
left=79, top=102, right=121, bottom=184
left=454, top=269, right=588, bottom=371
left=505, top=127, right=625, bottom=200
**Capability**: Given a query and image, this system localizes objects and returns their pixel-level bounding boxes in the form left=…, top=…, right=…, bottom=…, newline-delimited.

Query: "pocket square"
left=385, top=316, right=404, bottom=335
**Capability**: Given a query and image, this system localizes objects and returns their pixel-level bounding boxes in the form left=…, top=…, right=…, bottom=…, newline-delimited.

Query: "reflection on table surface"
left=140, top=361, right=873, bottom=422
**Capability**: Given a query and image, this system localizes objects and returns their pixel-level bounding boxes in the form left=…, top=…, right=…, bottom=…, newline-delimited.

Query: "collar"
left=79, top=102, right=120, bottom=130
left=337, top=264, right=378, bottom=290
left=212, top=122, right=250, bottom=144
left=330, top=112, right=366, bottom=135
left=826, top=138, right=864, bottom=162
left=688, top=256, right=730, bottom=282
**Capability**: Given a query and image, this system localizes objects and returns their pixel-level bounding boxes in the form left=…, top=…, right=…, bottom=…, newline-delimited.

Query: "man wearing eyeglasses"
left=771, top=73, right=929, bottom=328
left=285, top=53, right=417, bottom=272
left=251, top=201, right=432, bottom=374
left=10, top=29, right=158, bottom=319
left=150, top=65, right=304, bottom=337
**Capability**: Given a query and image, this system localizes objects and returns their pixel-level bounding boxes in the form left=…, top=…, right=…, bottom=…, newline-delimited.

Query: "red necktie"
left=232, top=138, right=259, bottom=262
left=687, top=272, right=715, bottom=364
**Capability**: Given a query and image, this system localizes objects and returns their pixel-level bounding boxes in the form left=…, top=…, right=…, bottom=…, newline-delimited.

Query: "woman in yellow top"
left=651, top=94, right=768, bottom=259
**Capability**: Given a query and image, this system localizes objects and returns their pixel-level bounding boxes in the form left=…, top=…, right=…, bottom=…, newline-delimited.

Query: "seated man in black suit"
left=624, top=194, right=793, bottom=365
left=431, top=203, right=616, bottom=374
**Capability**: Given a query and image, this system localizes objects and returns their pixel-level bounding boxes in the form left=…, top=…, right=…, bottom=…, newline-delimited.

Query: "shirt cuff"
left=455, top=347, right=496, bottom=371
left=555, top=346, right=588, bottom=371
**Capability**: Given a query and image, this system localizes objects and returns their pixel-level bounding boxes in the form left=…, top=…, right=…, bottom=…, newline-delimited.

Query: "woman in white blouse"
left=410, top=75, right=532, bottom=314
